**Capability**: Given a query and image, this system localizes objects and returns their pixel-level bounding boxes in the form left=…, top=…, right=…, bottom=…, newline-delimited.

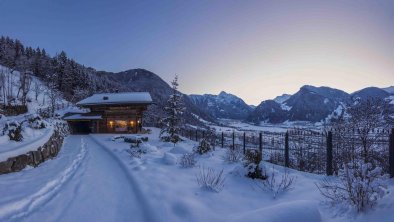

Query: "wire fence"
left=180, top=127, right=394, bottom=176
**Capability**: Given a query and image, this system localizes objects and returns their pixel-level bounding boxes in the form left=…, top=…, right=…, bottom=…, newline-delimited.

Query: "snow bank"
left=0, top=135, right=8, bottom=145
left=163, top=152, right=177, bottom=165
left=231, top=200, right=321, bottom=222
left=139, top=143, right=158, bottom=153
left=0, top=128, right=53, bottom=162
left=169, top=145, right=191, bottom=154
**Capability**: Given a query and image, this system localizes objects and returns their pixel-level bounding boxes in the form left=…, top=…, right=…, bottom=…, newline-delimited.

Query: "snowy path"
left=0, top=135, right=155, bottom=222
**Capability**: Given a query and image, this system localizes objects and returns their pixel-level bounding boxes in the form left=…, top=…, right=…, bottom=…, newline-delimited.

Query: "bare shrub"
left=179, top=153, right=196, bottom=168
left=127, top=148, right=143, bottom=158
left=316, top=160, right=388, bottom=212
left=224, top=145, right=243, bottom=163
left=127, top=144, right=147, bottom=158
left=258, top=166, right=296, bottom=199
left=196, top=166, right=225, bottom=192
left=244, top=149, right=262, bottom=165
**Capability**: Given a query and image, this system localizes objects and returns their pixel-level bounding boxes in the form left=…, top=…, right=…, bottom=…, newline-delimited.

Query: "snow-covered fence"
left=180, top=127, right=394, bottom=176
left=390, top=129, right=394, bottom=178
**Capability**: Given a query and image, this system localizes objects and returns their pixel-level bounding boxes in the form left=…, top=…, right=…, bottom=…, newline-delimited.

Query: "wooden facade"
left=65, top=92, right=152, bottom=134
left=93, top=104, right=147, bottom=133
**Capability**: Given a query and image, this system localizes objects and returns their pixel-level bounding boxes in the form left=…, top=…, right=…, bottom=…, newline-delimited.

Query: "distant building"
left=65, top=92, right=152, bottom=134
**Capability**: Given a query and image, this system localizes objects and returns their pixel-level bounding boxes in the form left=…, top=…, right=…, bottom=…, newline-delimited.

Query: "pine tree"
left=159, top=75, right=185, bottom=145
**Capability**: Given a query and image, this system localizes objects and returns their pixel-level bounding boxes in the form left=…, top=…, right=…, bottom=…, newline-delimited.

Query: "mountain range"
left=189, top=85, right=394, bottom=124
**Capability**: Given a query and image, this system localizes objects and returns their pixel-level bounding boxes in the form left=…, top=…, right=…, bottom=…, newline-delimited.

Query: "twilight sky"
left=0, top=0, right=393, bottom=105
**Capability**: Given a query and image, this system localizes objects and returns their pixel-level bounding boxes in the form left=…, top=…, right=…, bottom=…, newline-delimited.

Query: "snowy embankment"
left=0, top=127, right=53, bottom=162
left=0, top=65, right=78, bottom=164
left=231, top=200, right=321, bottom=222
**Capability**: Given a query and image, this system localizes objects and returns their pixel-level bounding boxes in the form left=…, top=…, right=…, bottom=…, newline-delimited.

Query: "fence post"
left=232, top=131, right=235, bottom=148
left=285, top=131, right=289, bottom=168
left=259, top=132, right=262, bottom=159
left=221, top=132, right=224, bottom=148
left=243, top=132, right=246, bottom=154
left=195, top=130, right=198, bottom=141
left=326, top=131, right=333, bottom=176
left=389, top=128, right=394, bottom=178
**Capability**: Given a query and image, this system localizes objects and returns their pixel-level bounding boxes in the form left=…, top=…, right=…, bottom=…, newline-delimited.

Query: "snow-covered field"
left=209, top=119, right=321, bottom=133
left=1, top=128, right=393, bottom=222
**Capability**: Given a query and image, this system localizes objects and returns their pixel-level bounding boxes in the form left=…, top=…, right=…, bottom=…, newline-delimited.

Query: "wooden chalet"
left=65, top=92, right=152, bottom=134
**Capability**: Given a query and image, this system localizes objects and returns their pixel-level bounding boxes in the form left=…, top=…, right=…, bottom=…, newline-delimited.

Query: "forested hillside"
left=0, top=36, right=213, bottom=125
left=0, top=36, right=120, bottom=103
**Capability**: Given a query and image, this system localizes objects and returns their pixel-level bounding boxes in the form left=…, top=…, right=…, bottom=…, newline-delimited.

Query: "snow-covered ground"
left=1, top=128, right=392, bottom=222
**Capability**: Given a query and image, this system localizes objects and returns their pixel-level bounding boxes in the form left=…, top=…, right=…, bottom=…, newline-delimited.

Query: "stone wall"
left=0, top=131, right=64, bottom=174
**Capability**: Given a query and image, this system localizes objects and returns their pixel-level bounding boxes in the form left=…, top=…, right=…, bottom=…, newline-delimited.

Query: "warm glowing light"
left=130, top=121, right=134, bottom=126
left=109, top=121, right=113, bottom=125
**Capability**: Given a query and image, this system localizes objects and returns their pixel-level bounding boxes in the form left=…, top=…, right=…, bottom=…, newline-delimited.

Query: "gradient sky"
left=0, top=0, right=393, bottom=105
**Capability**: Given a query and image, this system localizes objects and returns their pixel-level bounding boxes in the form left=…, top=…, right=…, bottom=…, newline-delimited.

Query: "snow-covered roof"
left=77, top=92, right=153, bottom=106
left=64, top=114, right=102, bottom=120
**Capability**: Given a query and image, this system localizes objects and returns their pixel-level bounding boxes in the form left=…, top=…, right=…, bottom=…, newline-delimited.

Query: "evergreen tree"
left=159, top=75, right=185, bottom=145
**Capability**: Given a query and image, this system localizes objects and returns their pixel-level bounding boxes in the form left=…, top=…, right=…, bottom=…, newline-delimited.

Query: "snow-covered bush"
left=2, top=121, right=23, bottom=141
left=37, top=107, right=52, bottom=119
left=125, top=136, right=148, bottom=143
left=196, top=167, right=225, bottom=192
left=245, top=163, right=267, bottom=180
left=179, top=153, right=197, bottom=168
left=316, top=161, right=388, bottom=212
left=224, top=145, right=243, bottom=163
left=54, top=122, right=70, bottom=136
left=194, top=138, right=212, bottom=155
left=258, top=166, right=296, bottom=199
left=127, top=143, right=158, bottom=158
left=160, top=134, right=182, bottom=144
left=111, top=135, right=124, bottom=141
left=244, top=149, right=266, bottom=179
left=28, top=115, right=47, bottom=129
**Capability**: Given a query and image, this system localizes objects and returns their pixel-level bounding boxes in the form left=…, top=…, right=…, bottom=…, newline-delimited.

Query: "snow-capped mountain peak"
left=189, top=91, right=253, bottom=120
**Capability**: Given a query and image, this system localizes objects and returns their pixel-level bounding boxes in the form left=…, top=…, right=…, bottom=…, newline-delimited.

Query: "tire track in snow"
left=0, top=138, right=88, bottom=221
left=89, top=135, right=159, bottom=222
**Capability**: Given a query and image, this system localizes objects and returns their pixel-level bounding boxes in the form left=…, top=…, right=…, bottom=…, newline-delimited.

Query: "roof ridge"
left=94, top=92, right=150, bottom=95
